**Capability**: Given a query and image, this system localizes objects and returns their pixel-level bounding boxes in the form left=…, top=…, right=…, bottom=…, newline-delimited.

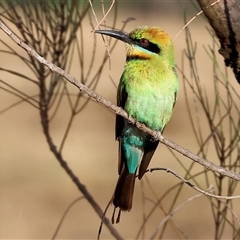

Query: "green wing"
left=138, top=87, right=178, bottom=179
left=115, top=81, right=128, bottom=175
left=115, top=81, right=128, bottom=140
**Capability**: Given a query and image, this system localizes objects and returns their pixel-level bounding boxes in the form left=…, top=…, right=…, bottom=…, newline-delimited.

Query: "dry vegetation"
left=0, top=1, right=240, bottom=239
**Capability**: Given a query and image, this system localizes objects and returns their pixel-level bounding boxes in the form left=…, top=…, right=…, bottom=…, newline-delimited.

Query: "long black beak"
left=94, top=29, right=133, bottom=44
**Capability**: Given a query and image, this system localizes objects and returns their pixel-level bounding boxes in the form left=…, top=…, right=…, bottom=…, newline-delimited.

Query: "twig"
left=52, top=196, right=85, bottom=240
left=174, top=0, right=220, bottom=40
left=90, top=0, right=116, bottom=33
left=149, top=187, right=213, bottom=240
left=148, top=167, right=240, bottom=200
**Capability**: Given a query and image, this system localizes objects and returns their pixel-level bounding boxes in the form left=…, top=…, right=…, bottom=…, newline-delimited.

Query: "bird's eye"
left=139, top=38, right=149, bottom=47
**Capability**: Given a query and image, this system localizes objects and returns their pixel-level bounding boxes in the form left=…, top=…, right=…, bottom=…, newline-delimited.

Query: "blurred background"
left=0, top=1, right=240, bottom=239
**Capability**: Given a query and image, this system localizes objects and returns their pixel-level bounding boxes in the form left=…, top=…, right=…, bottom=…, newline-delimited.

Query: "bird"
left=95, top=26, right=179, bottom=222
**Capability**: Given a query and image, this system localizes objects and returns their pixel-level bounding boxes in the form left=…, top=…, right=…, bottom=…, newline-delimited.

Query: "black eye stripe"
left=143, top=41, right=160, bottom=54
left=130, top=38, right=160, bottom=54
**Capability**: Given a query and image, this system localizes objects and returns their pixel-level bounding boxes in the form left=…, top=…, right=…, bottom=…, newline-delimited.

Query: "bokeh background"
left=0, top=1, right=239, bottom=239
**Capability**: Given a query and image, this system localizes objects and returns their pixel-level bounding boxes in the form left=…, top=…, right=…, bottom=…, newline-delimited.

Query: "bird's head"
left=95, top=26, right=175, bottom=66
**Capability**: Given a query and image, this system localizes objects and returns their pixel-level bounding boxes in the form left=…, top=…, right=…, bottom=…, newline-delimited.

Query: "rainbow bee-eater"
left=95, top=26, right=179, bottom=220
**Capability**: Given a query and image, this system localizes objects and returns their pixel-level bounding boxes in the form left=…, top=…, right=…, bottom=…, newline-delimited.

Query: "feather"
left=113, top=163, right=136, bottom=211
left=138, top=140, right=159, bottom=179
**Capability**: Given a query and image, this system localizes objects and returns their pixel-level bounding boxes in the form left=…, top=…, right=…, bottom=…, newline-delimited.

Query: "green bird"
left=95, top=26, right=179, bottom=220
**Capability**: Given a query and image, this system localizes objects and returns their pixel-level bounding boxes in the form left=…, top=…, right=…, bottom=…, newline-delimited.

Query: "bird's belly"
left=125, top=92, right=174, bottom=131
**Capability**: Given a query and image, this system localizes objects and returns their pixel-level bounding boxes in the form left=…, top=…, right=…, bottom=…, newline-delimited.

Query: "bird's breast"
left=121, top=59, right=178, bottom=131
left=124, top=79, right=176, bottom=131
